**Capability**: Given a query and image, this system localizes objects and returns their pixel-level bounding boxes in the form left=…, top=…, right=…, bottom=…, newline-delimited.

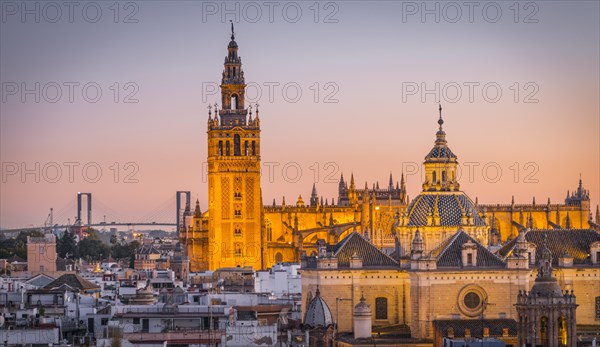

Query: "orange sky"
left=1, top=1, right=598, bottom=229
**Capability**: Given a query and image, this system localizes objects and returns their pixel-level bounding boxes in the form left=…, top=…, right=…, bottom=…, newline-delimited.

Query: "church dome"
left=529, top=277, right=564, bottom=298
left=303, top=287, right=333, bottom=327
left=406, top=191, right=485, bottom=227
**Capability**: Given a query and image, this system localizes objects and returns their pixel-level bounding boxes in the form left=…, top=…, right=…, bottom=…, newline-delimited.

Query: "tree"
left=57, top=231, right=77, bottom=259
left=78, top=237, right=110, bottom=261
left=128, top=240, right=141, bottom=269
left=12, top=230, right=44, bottom=259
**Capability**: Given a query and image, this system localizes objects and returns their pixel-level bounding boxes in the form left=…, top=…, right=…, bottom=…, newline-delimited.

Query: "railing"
left=117, top=306, right=227, bottom=315
left=123, top=329, right=225, bottom=342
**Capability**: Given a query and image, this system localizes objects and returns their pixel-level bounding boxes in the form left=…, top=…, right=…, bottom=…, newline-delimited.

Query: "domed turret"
left=303, top=287, right=333, bottom=327
left=530, top=234, right=563, bottom=297
left=422, top=105, right=460, bottom=192
left=353, top=293, right=372, bottom=339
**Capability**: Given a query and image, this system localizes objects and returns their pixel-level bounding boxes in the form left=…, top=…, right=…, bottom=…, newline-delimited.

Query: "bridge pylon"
left=77, top=192, right=92, bottom=226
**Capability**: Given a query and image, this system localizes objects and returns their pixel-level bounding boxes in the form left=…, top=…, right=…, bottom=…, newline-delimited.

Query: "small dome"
left=530, top=278, right=563, bottom=298
left=303, top=288, right=333, bottom=327
left=425, top=144, right=457, bottom=161
left=354, top=294, right=371, bottom=316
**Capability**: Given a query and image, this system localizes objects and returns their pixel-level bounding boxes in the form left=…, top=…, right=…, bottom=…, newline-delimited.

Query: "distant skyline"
left=1, top=1, right=599, bottom=228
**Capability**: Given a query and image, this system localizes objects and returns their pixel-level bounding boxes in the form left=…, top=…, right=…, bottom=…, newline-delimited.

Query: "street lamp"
left=480, top=298, right=494, bottom=347
left=334, top=297, right=352, bottom=345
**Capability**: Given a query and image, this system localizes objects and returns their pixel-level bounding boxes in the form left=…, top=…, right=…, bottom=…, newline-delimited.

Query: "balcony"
left=123, top=329, right=225, bottom=344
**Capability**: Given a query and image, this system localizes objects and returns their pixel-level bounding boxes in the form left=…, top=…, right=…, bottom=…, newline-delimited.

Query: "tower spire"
left=230, top=20, right=235, bottom=40
left=194, top=199, right=202, bottom=218
left=310, top=183, right=318, bottom=207
left=438, top=104, right=443, bottom=131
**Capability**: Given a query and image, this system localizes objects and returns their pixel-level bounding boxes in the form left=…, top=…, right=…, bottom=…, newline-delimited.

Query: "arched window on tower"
left=234, top=134, right=241, bottom=156
left=218, top=141, right=223, bottom=156
left=231, top=94, right=238, bottom=110
left=244, top=141, right=249, bottom=156
left=442, top=170, right=447, bottom=183
left=226, top=141, right=231, bottom=156
left=432, top=171, right=437, bottom=184
left=252, top=141, right=256, bottom=156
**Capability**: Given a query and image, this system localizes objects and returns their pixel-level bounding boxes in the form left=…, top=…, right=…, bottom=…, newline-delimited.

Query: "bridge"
left=0, top=191, right=192, bottom=236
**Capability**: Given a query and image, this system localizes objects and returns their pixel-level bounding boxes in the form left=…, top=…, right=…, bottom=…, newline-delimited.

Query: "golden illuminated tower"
left=206, top=24, right=263, bottom=270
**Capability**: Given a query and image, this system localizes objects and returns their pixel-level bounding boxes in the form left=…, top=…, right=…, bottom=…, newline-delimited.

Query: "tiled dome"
left=406, top=192, right=485, bottom=227
left=303, top=287, right=333, bottom=327
left=425, top=141, right=457, bottom=161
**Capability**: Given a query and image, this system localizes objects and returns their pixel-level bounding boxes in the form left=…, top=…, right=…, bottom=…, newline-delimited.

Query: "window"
left=218, top=141, right=223, bottom=156
left=442, top=170, right=447, bottom=182
left=101, top=318, right=109, bottom=326
left=244, top=141, right=249, bottom=155
left=234, top=134, right=241, bottom=156
left=375, top=297, right=388, bottom=320
left=595, top=296, right=600, bottom=320
left=231, top=94, right=238, bottom=109
left=265, top=220, right=272, bottom=241
left=40, top=265, right=45, bottom=272
left=467, top=253, right=473, bottom=266
left=40, top=246, right=45, bottom=254
left=432, top=171, right=437, bottom=183
left=226, top=141, right=231, bottom=156
left=252, top=141, right=256, bottom=156
left=464, top=292, right=480, bottom=309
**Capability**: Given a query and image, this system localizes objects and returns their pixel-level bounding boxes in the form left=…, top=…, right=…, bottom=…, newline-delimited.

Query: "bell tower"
left=206, top=23, right=263, bottom=270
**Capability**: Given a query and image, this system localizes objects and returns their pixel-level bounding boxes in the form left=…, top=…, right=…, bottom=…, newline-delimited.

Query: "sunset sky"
left=1, top=1, right=599, bottom=229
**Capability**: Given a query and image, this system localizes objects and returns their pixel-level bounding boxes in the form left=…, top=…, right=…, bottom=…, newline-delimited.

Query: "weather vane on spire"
left=230, top=20, right=235, bottom=40
left=438, top=104, right=444, bottom=129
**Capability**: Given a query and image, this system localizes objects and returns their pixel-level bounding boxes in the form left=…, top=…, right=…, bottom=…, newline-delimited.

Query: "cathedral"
left=180, top=27, right=599, bottom=274
left=177, top=27, right=600, bottom=346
